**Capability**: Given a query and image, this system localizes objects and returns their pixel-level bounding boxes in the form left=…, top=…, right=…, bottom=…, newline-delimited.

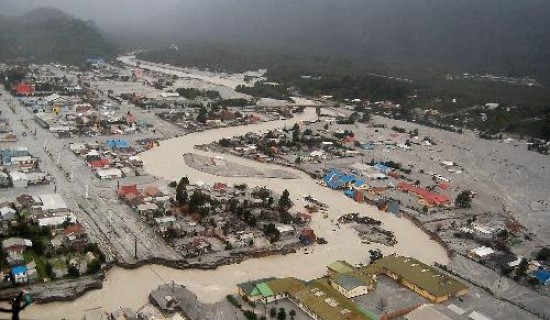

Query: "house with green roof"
left=237, top=277, right=306, bottom=303
left=328, top=260, right=355, bottom=275
left=236, top=277, right=276, bottom=302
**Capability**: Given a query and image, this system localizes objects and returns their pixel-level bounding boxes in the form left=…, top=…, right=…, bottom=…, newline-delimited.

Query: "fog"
left=1, top=0, right=549, bottom=80
left=0, top=0, right=182, bottom=27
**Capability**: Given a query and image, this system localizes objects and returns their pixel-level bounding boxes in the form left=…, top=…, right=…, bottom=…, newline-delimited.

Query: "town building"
left=372, top=255, right=469, bottom=303
left=11, top=265, right=28, bottom=283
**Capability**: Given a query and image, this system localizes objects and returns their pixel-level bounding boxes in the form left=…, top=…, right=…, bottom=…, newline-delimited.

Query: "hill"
left=0, top=7, right=115, bottom=64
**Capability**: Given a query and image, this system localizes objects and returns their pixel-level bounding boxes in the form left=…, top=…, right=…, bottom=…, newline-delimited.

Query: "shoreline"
left=14, top=242, right=302, bottom=305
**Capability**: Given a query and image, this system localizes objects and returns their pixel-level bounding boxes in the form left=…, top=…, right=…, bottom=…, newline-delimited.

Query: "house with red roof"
left=143, top=186, right=162, bottom=198
left=118, top=185, right=138, bottom=198
left=88, top=158, right=111, bottom=169
left=344, top=135, right=357, bottom=143
left=13, top=83, right=35, bottom=96
left=64, top=223, right=88, bottom=251
left=213, top=182, right=228, bottom=193
left=299, top=228, right=316, bottom=245
left=398, top=182, right=450, bottom=207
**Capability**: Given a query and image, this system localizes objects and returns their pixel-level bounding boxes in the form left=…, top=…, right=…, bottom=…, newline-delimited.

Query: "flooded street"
left=26, top=108, right=448, bottom=319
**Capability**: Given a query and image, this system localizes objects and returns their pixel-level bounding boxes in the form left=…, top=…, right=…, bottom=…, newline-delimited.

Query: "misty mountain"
left=0, top=7, right=115, bottom=64
left=137, top=0, right=550, bottom=83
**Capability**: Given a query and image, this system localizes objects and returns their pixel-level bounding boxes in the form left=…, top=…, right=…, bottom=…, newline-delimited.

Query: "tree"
left=45, top=262, right=54, bottom=279
left=62, top=217, right=72, bottom=229
left=289, top=309, right=296, bottom=320
left=243, top=310, right=258, bottom=320
left=527, top=277, right=540, bottom=286
left=67, top=265, right=80, bottom=278
left=536, top=247, right=550, bottom=261
left=176, top=177, right=190, bottom=205
left=278, top=189, right=292, bottom=210
left=422, top=205, right=429, bottom=214
left=369, top=249, right=383, bottom=263
left=33, top=239, right=46, bottom=255
left=86, top=258, right=102, bottom=274
left=455, top=190, right=472, bottom=208
left=496, top=229, right=509, bottom=240
left=292, top=126, right=300, bottom=142
left=516, top=258, right=528, bottom=278
left=263, top=223, right=280, bottom=243
left=277, top=308, right=286, bottom=320
left=269, top=307, right=277, bottom=318
left=360, top=111, right=371, bottom=123
left=197, top=106, right=208, bottom=123
left=234, top=183, right=248, bottom=191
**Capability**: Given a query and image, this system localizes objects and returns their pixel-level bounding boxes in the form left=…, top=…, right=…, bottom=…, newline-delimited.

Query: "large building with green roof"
left=236, top=255, right=468, bottom=320
left=371, top=255, right=469, bottom=303
left=328, top=260, right=355, bottom=275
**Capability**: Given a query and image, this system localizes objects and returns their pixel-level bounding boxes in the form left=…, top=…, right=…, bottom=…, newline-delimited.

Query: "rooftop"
left=39, top=194, right=68, bottom=211
left=372, top=255, right=468, bottom=298
left=332, top=274, right=369, bottom=291
left=405, top=304, right=467, bottom=320
left=294, top=278, right=373, bottom=320
left=328, top=260, right=355, bottom=274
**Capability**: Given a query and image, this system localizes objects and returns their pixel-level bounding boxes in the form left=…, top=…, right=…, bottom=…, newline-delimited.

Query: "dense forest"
left=0, top=8, right=115, bottom=64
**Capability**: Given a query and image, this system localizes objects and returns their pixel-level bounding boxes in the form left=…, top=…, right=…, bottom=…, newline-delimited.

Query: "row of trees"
left=236, top=82, right=290, bottom=100
left=176, top=88, right=221, bottom=100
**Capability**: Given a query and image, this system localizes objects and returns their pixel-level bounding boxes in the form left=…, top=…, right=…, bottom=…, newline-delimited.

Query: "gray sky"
left=0, top=0, right=183, bottom=26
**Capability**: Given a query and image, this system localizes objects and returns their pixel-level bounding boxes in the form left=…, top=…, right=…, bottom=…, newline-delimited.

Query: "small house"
left=534, top=269, right=550, bottom=286
left=329, top=274, right=373, bottom=298
left=11, top=266, right=28, bottom=283
left=96, top=168, right=123, bottom=179
left=2, top=238, right=32, bottom=255
left=0, top=206, right=17, bottom=221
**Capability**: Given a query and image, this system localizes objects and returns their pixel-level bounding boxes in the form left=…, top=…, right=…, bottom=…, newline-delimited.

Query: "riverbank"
left=183, top=153, right=299, bottom=179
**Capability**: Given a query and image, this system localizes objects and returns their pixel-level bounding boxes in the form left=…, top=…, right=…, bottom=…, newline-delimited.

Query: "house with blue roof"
left=323, top=169, right=346, bottom=189
left=0, top=149, right=32, bottom=166
left=534, top=269, right=550, bottom=285
left=11, top=265, right=28, bottom=283
left=107, top=139, right=130, bottom=150
left=374, top=163, right=392, bottom=174
left=361, top=143, right=375, bottom=150
left=344, top=189, right=356, bottom=199
left=329, top=273, right=375, bottom=298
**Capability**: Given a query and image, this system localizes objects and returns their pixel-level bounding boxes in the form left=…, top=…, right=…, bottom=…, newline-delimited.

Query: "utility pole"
left=85, top=184, right=89, bottom=199
left=134, top=236, right=138, bottom=258
left=109, top=210, right=112, bottom=239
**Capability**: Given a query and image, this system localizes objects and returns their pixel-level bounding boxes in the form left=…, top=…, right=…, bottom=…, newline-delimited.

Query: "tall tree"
left=278, top=189, right=292, bottom=210
left=175, top=176, right=190, bottom=204
left=197, top=107, right=208, bottom=123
